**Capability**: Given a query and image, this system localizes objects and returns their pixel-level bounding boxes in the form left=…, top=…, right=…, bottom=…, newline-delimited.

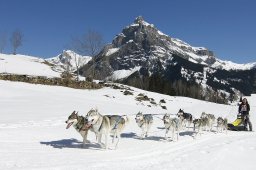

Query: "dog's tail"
left=121, top=115, right=129, bottom=124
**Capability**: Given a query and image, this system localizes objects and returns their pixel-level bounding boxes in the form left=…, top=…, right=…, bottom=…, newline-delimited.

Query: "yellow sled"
left=231, top=118, right=243, bottom=126
left=228, top=114, right=245, bottom=131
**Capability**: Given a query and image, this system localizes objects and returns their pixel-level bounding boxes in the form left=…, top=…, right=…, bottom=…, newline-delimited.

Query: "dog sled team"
left=65, top=108, right=230, bottom=150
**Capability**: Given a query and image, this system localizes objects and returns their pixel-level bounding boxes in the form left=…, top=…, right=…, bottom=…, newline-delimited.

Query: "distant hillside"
left=46, top=50, right=91, bottom=73
left=0, top=53, right=60, bottom=77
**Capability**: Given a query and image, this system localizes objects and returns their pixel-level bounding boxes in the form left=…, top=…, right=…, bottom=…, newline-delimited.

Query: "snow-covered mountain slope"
left=171, top=38, right=256, bottom=70
left=0, top=80, right=256, bottom=170
left=100, top=16, right=256, bottom=73
left=0, top=51, right=91, bottom=78
left=46, top=50, right=92, bottom=73
left=81, top=15, right=256, bottom=78
left=80, top=16, right=256, bottom=97
left=211, top=58, right=256, bottom=70
left=0, top=53, right=60, bottom=77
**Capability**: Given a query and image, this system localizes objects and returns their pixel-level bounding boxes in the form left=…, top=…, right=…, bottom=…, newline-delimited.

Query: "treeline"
left=0, top=74, right=102, bottom=89
left=122, top=73, right=234, bottom=104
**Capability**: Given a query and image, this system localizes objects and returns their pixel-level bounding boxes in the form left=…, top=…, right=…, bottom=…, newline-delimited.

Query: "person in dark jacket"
left=238, top=98, right=252, bottom=131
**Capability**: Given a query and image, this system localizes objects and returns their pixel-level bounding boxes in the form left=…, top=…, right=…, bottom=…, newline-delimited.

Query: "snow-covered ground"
left=0, top=53, right=60, bottom=78
left=0, top=80, right=256, bottom=170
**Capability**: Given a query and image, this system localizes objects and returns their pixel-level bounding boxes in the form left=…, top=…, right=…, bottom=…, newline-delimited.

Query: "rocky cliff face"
left=80, top=16, right=256, bottom=99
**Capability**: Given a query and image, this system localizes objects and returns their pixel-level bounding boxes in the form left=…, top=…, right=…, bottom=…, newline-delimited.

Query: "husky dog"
left=201, top=112, right=215, bottom=131
left=193, top=117, right=210, bottom=136
left=135, top=112, right=153, bottom=139
left=177, top=109, right=193, bottom=130
left=217, top=117, right=228, bottom=133
left=162, top=114, right=182, bottom=141
left=106, top=114, right=129, bottom=148
left=85, top=108, right=128, bottom=149
left=65, top=111, right=91, bottom=147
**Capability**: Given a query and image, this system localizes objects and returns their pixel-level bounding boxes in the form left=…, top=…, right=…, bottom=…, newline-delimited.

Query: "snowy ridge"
left=170, top=38, right=256, bottom=71
left=0, top=53, right=60, bottom=77
left=0, top=80, right=256, bottom=170
left=46, top=50, right=92, bottom=72
left=212, top=58, right=256, bottom=70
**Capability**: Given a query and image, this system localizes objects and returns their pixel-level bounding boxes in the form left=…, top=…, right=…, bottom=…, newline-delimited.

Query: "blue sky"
left=0, top=0, right=255, bottom=63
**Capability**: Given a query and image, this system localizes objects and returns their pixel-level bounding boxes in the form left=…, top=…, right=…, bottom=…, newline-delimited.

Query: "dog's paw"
left=99, top=143, right=107, bottom=148
left=86, top=140, right=92, bottom=143
left=139, top=137, right=145, bottom=140
left=81, top=144, right=88, bottom=149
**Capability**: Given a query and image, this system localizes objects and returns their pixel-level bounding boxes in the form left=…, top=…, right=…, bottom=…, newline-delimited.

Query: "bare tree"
left=70, top=29, right=104, bottom=79
left=72, top=30, right=104, bottom=56
left=10, top=30, right=23, bottom=55
left=0, top=32, right=7, bottom=53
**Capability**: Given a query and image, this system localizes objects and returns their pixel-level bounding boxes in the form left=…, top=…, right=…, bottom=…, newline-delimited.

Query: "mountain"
left=46, top=50, right=92, bottom=73
left=80, top=16, right=256, bottom=100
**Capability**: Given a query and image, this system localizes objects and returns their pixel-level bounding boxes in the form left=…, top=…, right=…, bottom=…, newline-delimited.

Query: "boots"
left=249, top=122, right=253, bottom=131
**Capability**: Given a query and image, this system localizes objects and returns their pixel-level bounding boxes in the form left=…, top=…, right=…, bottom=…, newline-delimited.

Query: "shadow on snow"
left=121, top=132, right=166, bottom=141
left=40, top=138, right=102, bottom=150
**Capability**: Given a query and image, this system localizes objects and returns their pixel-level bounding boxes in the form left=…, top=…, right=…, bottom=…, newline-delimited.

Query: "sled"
left=227, top=114, right=246, bottom=131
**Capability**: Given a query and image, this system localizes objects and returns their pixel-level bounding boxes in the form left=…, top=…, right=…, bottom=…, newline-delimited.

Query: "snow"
left=0, top=53, right=60, bottom=77
left=172, top=38, right=194, bottom=50
left=128, top=23, right=139, bottom=27
left=212, top=59, right=256, bottom=71
left=46, top=50, right=92, bottom=72
left=170, top=37, right=256, bottom=71
left=107, top=66, right=141, bottom=80
left=152, top=46, right=167, bottom=57
left=0, top=80, right=256, bottom=170
left=157, top=30, right=168, bottom=37
left=106, top=48, right=119, bottom=56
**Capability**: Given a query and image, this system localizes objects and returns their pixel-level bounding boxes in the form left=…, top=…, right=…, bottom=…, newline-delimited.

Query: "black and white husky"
left=162, top=114, right=182, bottom=141
left=65, top=111, right=91, bottom=147
left=177, top=109, right=193, bottom=130
left=85, top=108, right=128, bottom=149
left=217, top=117, right=228, bottom=133
left=135, top=112, right=153, bottom=139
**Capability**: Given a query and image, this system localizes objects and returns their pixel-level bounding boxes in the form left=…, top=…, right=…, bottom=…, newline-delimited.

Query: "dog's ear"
left=76, top=111, right=79, bottom=115
left=71, top=110, right=76, bottom=115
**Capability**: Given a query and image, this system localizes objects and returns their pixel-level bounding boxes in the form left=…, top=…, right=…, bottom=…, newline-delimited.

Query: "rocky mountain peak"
left=80, top=17, right=256, bottom=98
left=134, top=16, right=144, bottom=24
left=113, top=16, right=169, bottom=52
